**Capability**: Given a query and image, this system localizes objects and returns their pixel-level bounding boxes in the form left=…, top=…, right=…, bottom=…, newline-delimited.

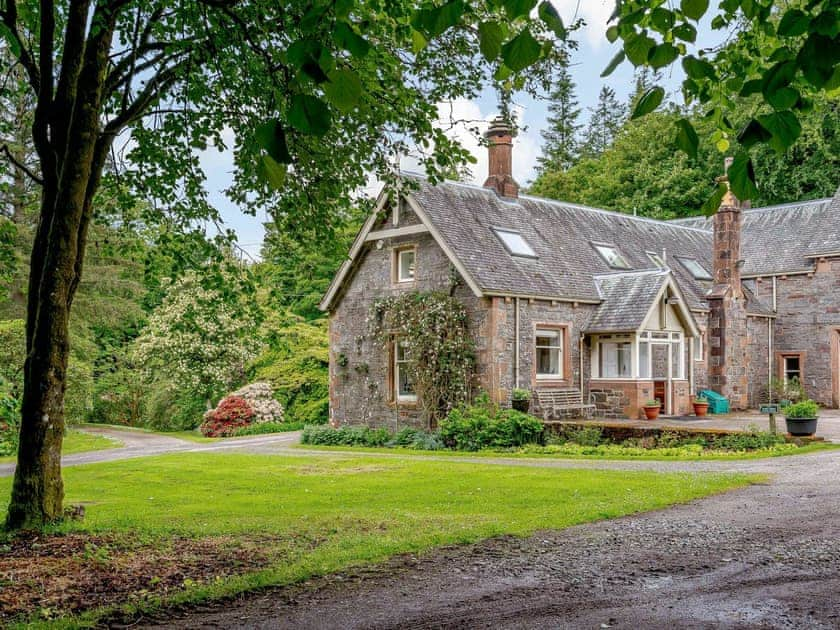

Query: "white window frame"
left=493, top=227, right=537, bottom=258
left=394, top=341, right=416, bottom=402
left=599, top=341, right=633, bottom=378
left=396, top=247, right=416, bottom=283
left=694, top=332, right=704, bottom=362
left=783, top=355, right=802, bottom=385
left=535, top=329, right=564, bottom=380
left=592, top=243, right=630, bottom=269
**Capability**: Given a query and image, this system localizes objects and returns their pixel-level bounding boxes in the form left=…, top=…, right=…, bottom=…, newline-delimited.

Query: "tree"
left=580, top=86, right=625, bottom=158
left=0, top=0, right=569, bottom=528
left=604, top=0, right=840, bottom=210
left=536, top=60, right=582, bottom=172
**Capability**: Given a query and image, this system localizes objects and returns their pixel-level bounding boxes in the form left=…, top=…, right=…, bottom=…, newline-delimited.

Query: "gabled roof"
left=670, top=193, right=839, bottom=276
left=408, top=175, right=713, bottom=305
left=585, top=269, right=700, bottom=335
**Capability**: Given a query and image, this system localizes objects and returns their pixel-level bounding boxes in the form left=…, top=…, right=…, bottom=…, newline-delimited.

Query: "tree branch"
left=0, top=143, right=43, bottom=185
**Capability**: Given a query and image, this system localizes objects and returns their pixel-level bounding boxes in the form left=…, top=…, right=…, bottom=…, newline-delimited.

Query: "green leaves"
left=288, top=94, right=332, bottom=137
left=674, top=118, right=698, bottom=160
left=323, top=69, right=362, bottom=112
left=737, top=119, right=772, bottom=149
left=648, top=43, right=678, bottom=69
left=624, top=31, right=655, bottom=65
left=259, top=155, right=287, bottom=189
left=501, top=29, right=541, bottom=72
left=478, top=21, right=504, bottom=61
left=682, top=56, right=715, bottom=80
left=777, top=9, right=810, bottom=37
left=681, top=0, right=708, bottom=21
left=255, top=120, right=292, bottom=164
left=701, top=183, right=728, bottom=216
left=538, top=1, right=566, bottom=39
left=601, top=50, right=625, bottom=77
left=631, top=86, right=665, bottom=119
left=504, top=0, right=536, bottom=20
left=332, top=22, right=370, bottom=58
left=757, top=111, right=802, bottom=153
left=412, top=0, right=465, bottom=39
left=727, top=152, right=758, bottom=201
left=0, top=23, right=21, bottom=58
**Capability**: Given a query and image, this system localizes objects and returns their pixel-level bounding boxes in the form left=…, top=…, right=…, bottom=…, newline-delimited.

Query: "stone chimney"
left=707, top=157, right=749, bottom=409
left=483, top=116, right=519, bottom=198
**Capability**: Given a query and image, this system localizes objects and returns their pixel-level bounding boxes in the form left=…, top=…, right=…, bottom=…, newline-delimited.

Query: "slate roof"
left=585, top=270, right=669, bottom=332
left=409, top=175, right=713, bottom=308
left=670, top=193, right=839, bottom=276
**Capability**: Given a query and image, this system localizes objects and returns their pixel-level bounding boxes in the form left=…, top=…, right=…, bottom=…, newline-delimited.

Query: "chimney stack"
left=483, top=116, right=519, bottom=198
left=707, top=157, right=749, bottom=410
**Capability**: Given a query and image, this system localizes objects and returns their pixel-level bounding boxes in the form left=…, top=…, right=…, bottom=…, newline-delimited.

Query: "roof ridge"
left=594, top=268, right=670, bottom=279
left=743, top=197, right=833, bottom=213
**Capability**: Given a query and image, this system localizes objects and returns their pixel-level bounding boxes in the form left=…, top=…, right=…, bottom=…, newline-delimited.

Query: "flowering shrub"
left=370, top=292, right=474, bottom=427
left=200, top=396, right=255, bottom=437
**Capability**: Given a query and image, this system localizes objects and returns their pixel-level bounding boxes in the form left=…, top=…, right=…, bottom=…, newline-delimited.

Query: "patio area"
left=564, top=408, right=840, bottom=442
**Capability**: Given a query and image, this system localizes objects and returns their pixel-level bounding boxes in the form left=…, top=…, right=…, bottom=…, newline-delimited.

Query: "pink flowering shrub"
left=200, top=396, right=254, bottom=437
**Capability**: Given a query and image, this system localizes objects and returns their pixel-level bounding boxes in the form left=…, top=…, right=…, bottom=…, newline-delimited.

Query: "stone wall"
left=752, top=259, right=840, bottom=407
left=746, top=315, right=772, bottom=407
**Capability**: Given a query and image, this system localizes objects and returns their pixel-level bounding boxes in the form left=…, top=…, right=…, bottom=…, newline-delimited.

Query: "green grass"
left=0, top=430, right=121, bottom=464
left=294, top=441, right=840, bottom=461
left=0, top=452, right=755, bottom=626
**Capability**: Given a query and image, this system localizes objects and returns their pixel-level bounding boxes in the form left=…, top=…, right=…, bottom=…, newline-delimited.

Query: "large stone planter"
left=785, top=416, right=818, bottom=437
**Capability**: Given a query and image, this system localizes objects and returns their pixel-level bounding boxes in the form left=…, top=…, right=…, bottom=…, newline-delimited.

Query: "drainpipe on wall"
left=772, top=276, right=778, bottom=312
left=579, top=333, right=585, bottom=397
left=514, top=297, right=520, bottom=390
left=768, top=318, right=773, bottom=402
left=689, top=336, right=695, bottom=397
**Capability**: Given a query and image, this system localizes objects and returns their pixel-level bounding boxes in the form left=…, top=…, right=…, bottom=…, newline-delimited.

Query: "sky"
left=204, top=0, right=696, bottom=261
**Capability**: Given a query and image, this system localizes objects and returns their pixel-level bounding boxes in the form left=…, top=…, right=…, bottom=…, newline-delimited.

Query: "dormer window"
left=647, top=251, right=666, bottom=268
left=394, top=246, right=416, bottom=283
left=593, top=243, right=630, bottom=269
left=678, top=257, right=712, bottom=281
left=493, top=228, right=537, bottom=258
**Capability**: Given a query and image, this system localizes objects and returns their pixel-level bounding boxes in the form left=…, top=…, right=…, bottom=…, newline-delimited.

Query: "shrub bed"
left=439, top=399, right=544, bottom=451
left=233, top=421, right=305, bottom=436
left=200, top=396, right=254, bottom=437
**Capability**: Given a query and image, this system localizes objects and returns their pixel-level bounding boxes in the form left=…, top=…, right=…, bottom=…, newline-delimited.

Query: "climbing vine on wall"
left=371, top=292, right=474, bottom=426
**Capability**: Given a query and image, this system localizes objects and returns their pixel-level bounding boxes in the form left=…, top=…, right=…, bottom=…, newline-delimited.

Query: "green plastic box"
left=698, top=389, right=730, bottom=414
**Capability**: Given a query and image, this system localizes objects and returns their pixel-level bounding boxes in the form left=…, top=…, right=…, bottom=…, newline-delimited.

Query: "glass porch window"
left=600, top=342, right=632, bottom=378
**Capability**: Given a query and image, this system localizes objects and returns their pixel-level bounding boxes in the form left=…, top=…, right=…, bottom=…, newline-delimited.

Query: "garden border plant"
left=370, top=292, right=475, bottom=428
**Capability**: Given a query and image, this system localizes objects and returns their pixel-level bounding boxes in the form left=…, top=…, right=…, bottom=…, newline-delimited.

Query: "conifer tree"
left=537, top=62, right=582, bottom=173
left=580, top=86, right=625, bottom=158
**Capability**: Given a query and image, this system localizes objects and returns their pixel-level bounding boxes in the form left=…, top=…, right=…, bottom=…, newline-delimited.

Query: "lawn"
left=0, top=452, right=757, bottom=626
left=0, top=430, right=121, bottom=464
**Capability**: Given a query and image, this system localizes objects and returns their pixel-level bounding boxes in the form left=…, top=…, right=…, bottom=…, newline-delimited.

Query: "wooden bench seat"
left=535, top=388, right=596, bottom=420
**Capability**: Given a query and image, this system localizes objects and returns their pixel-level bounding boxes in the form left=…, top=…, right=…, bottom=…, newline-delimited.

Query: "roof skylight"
left=679, top=257, right=713, bottom=281
left=593, top=243, right=630, bottom=269
left=493, top=228, right=537, bottom=258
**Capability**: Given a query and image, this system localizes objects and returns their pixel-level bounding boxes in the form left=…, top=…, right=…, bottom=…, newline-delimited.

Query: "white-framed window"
left=694, top=333, right=704, bottom=361
left=493, top=228, right=537, bottom=258
left=600, top=341, right=632, bottom=378
left=783, top=355, right=802, bottom=384
left=535, top=329, right=563, bottom=379
left=394, top=341, right=416, bottom=402
left=678, top=257, right=713, bottom=281
left=593, top=243, right=630, bottom=269
left=639, top=341, right=650, bottom=378
left=396, top=247, right=416, bottom=283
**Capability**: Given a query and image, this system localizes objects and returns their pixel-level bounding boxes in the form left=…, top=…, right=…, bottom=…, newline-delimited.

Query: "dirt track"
left=136, top=449, right=840, bottom=629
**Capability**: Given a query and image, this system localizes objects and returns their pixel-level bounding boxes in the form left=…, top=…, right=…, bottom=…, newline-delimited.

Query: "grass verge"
left=0, top=452, right=756, bottom=627
left=0, top=430, right=122, bottom=464
left=293, top=441, right=840, bottom=461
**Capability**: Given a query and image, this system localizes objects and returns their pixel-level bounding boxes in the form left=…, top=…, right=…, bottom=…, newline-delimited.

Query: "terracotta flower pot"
left=643, top=406, right=660, bottom=420
left=693, top=402, right=710, bottom=417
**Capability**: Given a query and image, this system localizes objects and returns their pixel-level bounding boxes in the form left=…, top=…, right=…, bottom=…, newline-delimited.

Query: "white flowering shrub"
left=131, top=272, right=261, bottom=405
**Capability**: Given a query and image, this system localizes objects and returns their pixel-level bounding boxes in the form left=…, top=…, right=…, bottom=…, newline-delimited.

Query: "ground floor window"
left=782, top=354, right=803, bottom=385
left=600, top=341, right=632, bottom=378
left=536, top=328, right=564, bottom=379
left=394, top=341, right=416, bottom=402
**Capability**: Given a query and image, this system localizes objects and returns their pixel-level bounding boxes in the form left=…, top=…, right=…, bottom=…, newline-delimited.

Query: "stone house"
left=320, top=118, right=840, bottom=427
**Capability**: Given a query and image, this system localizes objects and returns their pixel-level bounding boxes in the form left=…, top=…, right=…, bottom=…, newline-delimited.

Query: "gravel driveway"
left=146, top=448, right=840, bottom=629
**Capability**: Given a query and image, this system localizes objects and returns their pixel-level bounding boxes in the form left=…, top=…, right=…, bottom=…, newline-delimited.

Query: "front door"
left=653, top=381, right=667, bottom=412
left=652, top=343, right=671, bottom=414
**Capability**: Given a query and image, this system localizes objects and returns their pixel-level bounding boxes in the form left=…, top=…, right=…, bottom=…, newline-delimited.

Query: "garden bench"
left=536, top=388, right=596, bottom=420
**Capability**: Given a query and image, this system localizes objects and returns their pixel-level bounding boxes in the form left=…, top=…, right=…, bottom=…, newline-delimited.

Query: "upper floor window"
left=535, top=329, right=563, bottom=379
left=395, top=247, right=416, bottom=283
left=593, top=243, right=630, bottom=269
left=493, top=228, right=537, bottom=258
left=678, top=257, right=713, bottom=281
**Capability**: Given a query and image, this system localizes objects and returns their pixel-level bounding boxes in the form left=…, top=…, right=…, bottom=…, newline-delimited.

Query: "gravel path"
left=0, top=427, right=302, bottom=477
left=145, top=448, right=840, bottom=629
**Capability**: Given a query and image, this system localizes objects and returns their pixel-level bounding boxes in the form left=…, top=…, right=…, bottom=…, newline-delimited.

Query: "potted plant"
left=784, top=399, right=820, bottom=437
left=511, top=388, right=531, bottom=413
left=692, top=395, right=710, bottom=417
left=642, top=399, right=661, bottom=420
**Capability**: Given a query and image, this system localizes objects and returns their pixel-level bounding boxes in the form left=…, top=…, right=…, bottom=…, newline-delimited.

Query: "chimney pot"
left=483, top=115, right=519, bottom=198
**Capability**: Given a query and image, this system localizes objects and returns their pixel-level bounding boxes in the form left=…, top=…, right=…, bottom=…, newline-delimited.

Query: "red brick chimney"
left=707, top=157, right=749, bottom=409
left=712, top=157, right=743, bottom=299
left=483, top=116, right=519, bottom=198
